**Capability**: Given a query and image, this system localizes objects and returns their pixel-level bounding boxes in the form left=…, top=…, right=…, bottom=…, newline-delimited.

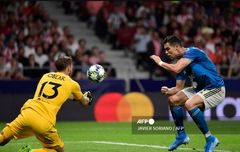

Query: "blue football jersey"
left=181, top=47, right=224, bottom=90
left=176, top=70, right=187, bottom=80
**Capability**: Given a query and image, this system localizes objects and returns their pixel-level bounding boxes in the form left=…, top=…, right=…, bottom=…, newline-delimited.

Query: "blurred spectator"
left=0, top=55, right=7, bottom=79
left=89, top=46, right=100, bottom=65
left=155, top=2, right=166, bottom=28
left=176, top=4, right=193, bottom=25
left=5, top=55, right=25, bottom=80
left=146, top=31, right=162, bottom=78
left=133, top=26, right=150, bottom=70
left=34, top=45, right=48, bottom=68
left=61, top=26, right=71, bottom=40
left=3, top=37, right=18, bottom=63
left=0, top=34, right=5, bottom=53
left=59, top=39, right=72, bottom=57
left=86, top=1, right=104, bottom=29
left=74, top=52, right=90, bottom=80
left=94, top=5, right=109, bottom=41
left=73, top=38, right=87, bottom=62
left=24, top=54, right=41, bottom=78
left=44, top=51, right=56, bottom=72
left=107, top=6, right=127, bottom=49
left=24, top=36, right=36, bottom=58
left=18, top=46, right=28, bottom=66
left=218, top=53, right=230, bottom=78
left=235, top=35, right=240, bottom=53
left=228, top=52, right=240, bottom=78
left=50, top=44, right=65, bottom=61
left=135, top=2, right=150, bottom=19
left=78, top=38, right=87, bottom=53
left=125, top=6, right=136, bottom=24
left=98, top=51, right=116, bottom=78
left=66, top=34, right=79, bottom=55
left=116, top=23, right=136, bottom=55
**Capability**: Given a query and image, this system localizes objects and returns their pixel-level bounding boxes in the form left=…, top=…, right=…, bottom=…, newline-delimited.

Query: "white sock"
left=205, top=131, right=212, bottom=138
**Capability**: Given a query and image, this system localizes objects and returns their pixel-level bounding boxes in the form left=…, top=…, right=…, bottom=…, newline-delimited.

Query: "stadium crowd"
left=0, top=1, right=239, bottom=80
left=0, top=1, right=116, bottom=80
left=69, top=0, right=240, bottom=79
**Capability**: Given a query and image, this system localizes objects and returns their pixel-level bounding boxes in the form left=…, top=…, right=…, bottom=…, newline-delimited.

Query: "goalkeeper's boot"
left=18, top=144, right=31, bottom=152
left=204, top=135, right=219, bottom=152
left=168, top=132, right=190, bottom=151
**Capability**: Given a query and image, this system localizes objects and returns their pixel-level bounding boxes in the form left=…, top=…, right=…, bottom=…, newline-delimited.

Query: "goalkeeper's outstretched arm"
left=80, top=95, right=91, bottom=106
left=69, top=91, right=93, bottom=106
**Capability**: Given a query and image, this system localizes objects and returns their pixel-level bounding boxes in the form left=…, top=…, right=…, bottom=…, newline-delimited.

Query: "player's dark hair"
left=163, top=35, right=182, bottom=47
left=55, top=56, right=73, bottom=71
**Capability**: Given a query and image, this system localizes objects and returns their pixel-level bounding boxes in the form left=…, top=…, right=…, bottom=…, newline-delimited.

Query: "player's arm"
left=71, top=82, right=93, bottom=106
left=69, top=93, right=91, bottom=106
left=150, top=55, right=191, bottom=73
left=161, top=79, right=185, bottom=96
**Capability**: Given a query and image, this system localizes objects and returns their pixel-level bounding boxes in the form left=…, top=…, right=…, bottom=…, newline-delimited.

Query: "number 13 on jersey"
left=38, top=81, right=62, bottom=99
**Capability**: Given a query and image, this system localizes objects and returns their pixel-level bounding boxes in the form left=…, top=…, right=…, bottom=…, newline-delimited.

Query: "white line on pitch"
left=76, top=141, right=232, bottom=152
left=13, top=140, right=232, bottom=152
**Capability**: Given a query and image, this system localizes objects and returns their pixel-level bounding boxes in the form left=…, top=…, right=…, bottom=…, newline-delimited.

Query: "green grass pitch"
left=0, top=122, right=239, bottom=152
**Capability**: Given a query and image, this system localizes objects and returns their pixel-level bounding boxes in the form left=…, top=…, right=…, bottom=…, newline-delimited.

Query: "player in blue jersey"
left=150, top=35, right=225, bottom=152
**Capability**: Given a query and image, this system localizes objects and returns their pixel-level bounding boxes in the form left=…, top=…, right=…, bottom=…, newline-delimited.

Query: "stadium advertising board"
left=0, top=80, right=239, bottom=122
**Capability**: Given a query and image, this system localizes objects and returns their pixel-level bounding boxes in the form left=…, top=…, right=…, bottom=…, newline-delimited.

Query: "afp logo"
left=137, top=118, right=155, bottom=125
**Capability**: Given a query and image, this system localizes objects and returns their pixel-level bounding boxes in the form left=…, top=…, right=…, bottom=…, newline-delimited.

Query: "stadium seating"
left=0, top=1, right=239, bottom=80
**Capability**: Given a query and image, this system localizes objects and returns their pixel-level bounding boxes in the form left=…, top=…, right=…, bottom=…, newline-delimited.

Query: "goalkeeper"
left=0, top=56, right=93, bottom=152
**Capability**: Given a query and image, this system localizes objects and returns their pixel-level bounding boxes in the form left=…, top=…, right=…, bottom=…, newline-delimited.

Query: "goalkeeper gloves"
left=83, top=91, right=93, bottom=105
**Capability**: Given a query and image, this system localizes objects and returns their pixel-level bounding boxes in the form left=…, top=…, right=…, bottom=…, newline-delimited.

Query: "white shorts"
left=181, top=86, right=226, bottom=110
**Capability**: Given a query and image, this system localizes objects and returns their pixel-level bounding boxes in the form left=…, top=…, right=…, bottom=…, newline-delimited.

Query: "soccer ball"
left=87, top=64, right=105, bottom=83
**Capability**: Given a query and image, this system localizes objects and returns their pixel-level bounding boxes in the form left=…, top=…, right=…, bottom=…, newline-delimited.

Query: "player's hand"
left=150, top=55, right=161, bottom=64
left=83, top=91, right=93, bottom=105
left=161, top=86, right=170, bottom=95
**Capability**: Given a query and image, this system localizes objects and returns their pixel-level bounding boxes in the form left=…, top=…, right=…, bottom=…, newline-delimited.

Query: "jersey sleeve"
left=176, top=70, right=187, bottom=80
left=183, top=48, right=195, bottom=61
left=71, top=81, right=83, bottom=101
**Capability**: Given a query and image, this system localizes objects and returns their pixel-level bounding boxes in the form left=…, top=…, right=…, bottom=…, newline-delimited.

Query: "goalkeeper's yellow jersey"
left=21, top=72, right=83, bottom=125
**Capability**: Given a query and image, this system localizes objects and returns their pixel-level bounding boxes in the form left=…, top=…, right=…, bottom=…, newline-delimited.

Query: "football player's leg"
left=168, top=90, right=191, bottom=151
left=35, top=126, right=64, bottom=152
left=1, top=111, right=33, bottom=146
left=0, top=126, right=14, bottom=146
left=185, top=87, right=225, bottom=137
left=168, top=90, right=189, bottom=133
left=168, top=87, right=194, bottom=135
left=185, top=95, right=209, bottom=136
left=186, top=87, right=225, bottom=152
left=21, top=109, right=64, bottom=152
left=185, top=95, right=219, bottom=152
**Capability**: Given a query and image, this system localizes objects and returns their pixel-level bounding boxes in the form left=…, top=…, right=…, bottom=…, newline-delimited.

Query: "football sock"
left=205, top=131, right=212, bottom=138
left=170, top=106, right=185, bottom=134
left=188, top=107, right=210, bottom=137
